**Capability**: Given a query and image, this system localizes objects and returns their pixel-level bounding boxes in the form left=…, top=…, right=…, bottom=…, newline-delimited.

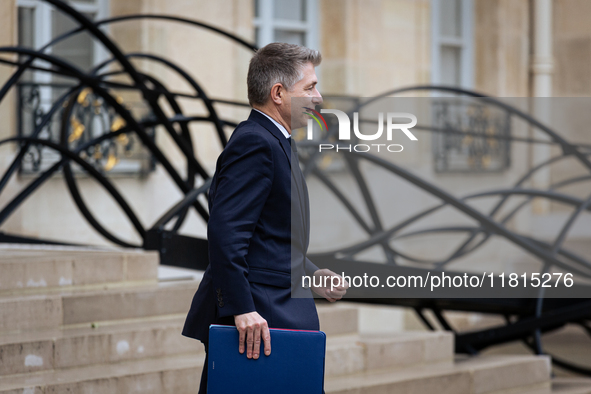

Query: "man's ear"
left=270, top=83, right=284, bottom=105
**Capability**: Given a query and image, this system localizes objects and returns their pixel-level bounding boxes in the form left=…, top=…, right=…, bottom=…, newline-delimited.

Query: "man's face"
left=281, top=62, right=322, bottom=131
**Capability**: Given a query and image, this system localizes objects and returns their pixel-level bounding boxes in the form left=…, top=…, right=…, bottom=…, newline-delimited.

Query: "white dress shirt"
left=254, top=109, right=290, bottom=139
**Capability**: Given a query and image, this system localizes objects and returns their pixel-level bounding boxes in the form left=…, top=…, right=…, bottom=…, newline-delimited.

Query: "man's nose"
left=312, top=90, right=323, bottom=105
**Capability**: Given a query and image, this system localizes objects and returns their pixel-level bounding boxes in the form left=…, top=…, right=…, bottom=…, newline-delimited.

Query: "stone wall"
left=553, top=0, right=591, bottom=97
left=319, top=0, right=431, bottom=96
left=0, top=0, right=21, bottom=236
left=474, top=0, right=529, bottom=97
left=0, top=0, right=16, bottom=142
left=0, top=0, right=255, bottom=245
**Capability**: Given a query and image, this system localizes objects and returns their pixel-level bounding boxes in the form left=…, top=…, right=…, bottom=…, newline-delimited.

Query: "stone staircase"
left=0, top=245, right=590, bottom=393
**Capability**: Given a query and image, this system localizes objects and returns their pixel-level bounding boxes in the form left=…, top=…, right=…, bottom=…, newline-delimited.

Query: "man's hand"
left=312, top=269, right=349, bottom=302
left=234, top=311, right=271, bottom=359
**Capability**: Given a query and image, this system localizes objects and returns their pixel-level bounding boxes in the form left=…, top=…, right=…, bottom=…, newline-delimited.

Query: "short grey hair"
left=247, top=42, right=322, bottom=107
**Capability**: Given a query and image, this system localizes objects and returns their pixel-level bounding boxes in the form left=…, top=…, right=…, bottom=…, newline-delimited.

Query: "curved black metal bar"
left=41, top=1, right=222, bottom=206
left=322, top=91, right=591, bottom=372
left=552, top=193, right=591, bottom=255
left=56, top=69, right=203, bottom=243
left=350, top=85, right=591, bottom=170
left=309, top=167, right=373, bottom=234
left=0, top=58, right=252, bottom=114
left=0, top=58, right=78, bottom=90
left=0, top=137, right=144, bottom=246
left=144, top=75, right=196, bottom=232
left=318, top=151, right=591, bottom=269
left=301, top=87, right=591, bottom=282
left=0, top=46, right=198, bottom=244
left=149, top=179, right=212, bottom=231
left=142, top=73, right=198, bottom=231
left=0, top=85, right=79, bottom=194
left=3, top=8, right=252, bottom=244
left=42, top=13, right=256, bottom=59
left=58, top=84, right=160, bottom=247
left=353, top=120, right=591, bottom=149
left=45, top=0, right=214, bottom=169
left=342, top=155, right=396, bottom=264
left=0, top=110, right=219, bottom=246
left=454, top=300, right=591, bottom=352
left=340, top=224, right=591, bottom=278
left=414, top=308, right=436, bottom=331
left=321, top=175, right=591, bottom=264
left=435, top=160, right=591, bottom=269
left=0, top=5, right=256, bottom=166
left=461, top=189, right=591, bottom=212
left=307, top=147, right=580, bottom=262
left=333, top=150, right=582, bottom=274
left=320, top=86, right=591, bottom=272
left=91, top=52, right=228, bottom=149
left=326, top=91, right=591, bottom=285
left=3, top=19, right=235, bottom=238
left=0, top=77, right=151, bottom=247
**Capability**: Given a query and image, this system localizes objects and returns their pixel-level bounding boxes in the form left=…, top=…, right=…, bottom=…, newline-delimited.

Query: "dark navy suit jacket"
left=182, top=110, right=320, bottom=343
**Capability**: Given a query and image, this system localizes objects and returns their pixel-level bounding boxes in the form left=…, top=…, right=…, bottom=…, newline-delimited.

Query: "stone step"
left=0, top=245, right=158, bottom=295
left=60, top=286, right=357, bottom=335
left=0, top=316, right=201, bottom=376
left=517, top=378, right=591, bottom=394
left=0, top=353, right=204, bottom=394
left=0, top=283, right=360, bottom=336
left=61, top=280, right=199, bottom=327
left=0, top=352, right=550, bottom=394
left=0, top=294, right=64, bottom=333
left=0, top=279, right=199, bottom=334
left=325, top=354, right=551, bottom=394
left=325, top=331, right=453, bottom=377
left=1, top=319, right=448, bottom=378
left=317, top=304, right=359, bottom=336
left=550, top=378, right=591, bottom=394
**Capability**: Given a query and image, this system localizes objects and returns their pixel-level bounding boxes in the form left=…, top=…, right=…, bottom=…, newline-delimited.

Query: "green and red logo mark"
left=304, top=107, right=328, bottom=133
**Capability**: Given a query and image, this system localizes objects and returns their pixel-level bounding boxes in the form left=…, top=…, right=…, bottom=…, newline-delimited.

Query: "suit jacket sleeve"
left=208, top=131, right=274, bottom=318
left=305, top=257, right=320, bottom=277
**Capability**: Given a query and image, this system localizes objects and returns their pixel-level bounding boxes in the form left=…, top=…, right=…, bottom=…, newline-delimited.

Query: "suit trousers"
left=198, top=342, right=208, bottom=394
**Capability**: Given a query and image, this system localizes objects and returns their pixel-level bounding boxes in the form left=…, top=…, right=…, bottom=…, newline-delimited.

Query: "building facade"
left=0, top=0, right=589, bottom=258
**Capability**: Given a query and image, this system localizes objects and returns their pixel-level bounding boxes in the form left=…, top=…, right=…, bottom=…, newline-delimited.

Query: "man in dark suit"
left=182, top=42, right=348, bottom=393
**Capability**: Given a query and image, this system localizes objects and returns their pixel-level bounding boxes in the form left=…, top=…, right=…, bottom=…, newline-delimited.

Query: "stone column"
left=530, top=0, right=554, bottom=214
left=531, top=0, right=554, bottom=98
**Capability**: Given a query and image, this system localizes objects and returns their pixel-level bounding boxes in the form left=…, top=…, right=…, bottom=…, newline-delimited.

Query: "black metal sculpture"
left=0, top=0, right=255, bottom=253
left=1, top=0, right=591, bottom=376
left=302, top=89, right=591, bottom=373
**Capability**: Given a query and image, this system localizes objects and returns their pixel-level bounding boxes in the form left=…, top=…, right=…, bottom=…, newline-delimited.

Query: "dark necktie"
left=289, top=137, right=297, bottom=152
left=288, top=137, right=310, bottom=280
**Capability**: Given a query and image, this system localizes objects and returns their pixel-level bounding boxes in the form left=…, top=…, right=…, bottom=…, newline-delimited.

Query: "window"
left=432, top=99, right=512, bottom=173
left=17, top=0, right=110, bottom=84
left=253, top=0, right=319, bottom=49
left=430, top=1, right=509, bottom=173
left=16, top=0, right=155, bottom=176
left=431, top=0, right=473, bottom=87
left=17, top=0, right=110, bottom=128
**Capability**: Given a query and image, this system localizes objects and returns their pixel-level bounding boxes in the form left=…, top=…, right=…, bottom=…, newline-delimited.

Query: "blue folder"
left=207, top=324, right=326, bottom=393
